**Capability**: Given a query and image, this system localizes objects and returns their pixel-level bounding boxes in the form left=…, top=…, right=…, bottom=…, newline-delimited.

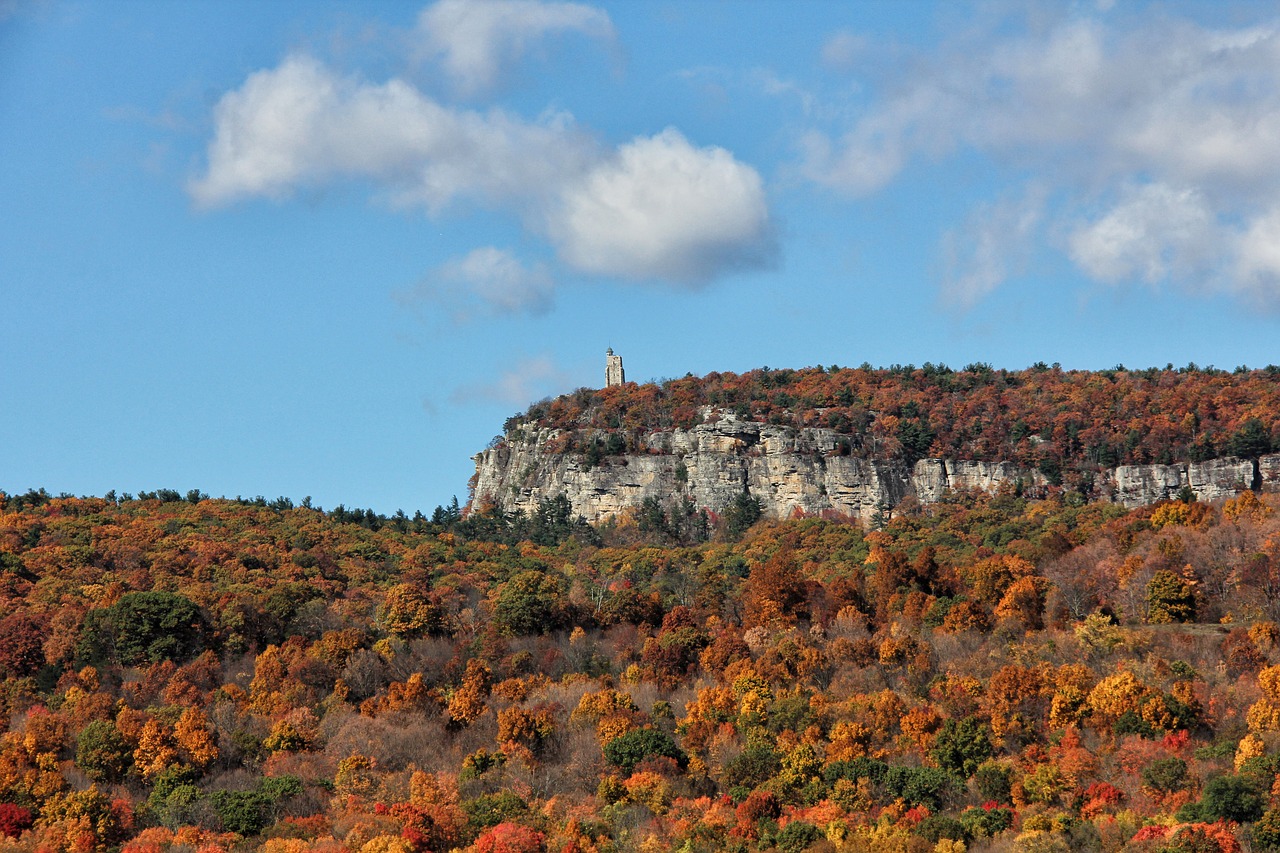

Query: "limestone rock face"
left=473, top=416, right=1031, bottom=523
left=1111, top=457, right=1263, bottom=507
left=1189, top=458, right=1257, bottom=501
left=471, top=415, right=1280, bottom=524
left=1262, top=455, right=1280, bottom=491
left=1111, top=463, right=1187, bottom=507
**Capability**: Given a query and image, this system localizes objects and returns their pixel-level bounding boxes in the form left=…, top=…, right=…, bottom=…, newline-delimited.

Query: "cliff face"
left=472, top=412, right=1279, bottom=523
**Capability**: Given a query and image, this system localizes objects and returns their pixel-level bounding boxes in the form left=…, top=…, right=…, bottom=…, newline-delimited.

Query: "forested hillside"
left=503, top=364, right=1280, bottom=475
left=5, top=484, right=1280, bottom=852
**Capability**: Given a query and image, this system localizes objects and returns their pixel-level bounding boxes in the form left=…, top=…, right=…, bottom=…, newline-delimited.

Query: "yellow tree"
left=378, top=583, right=441, bottom=639
left=994, top=576, right=1052, bottom=630
left=1247, top=664, right=1280, bottom=732
left=1087, top=670, right=1151, bottom=733
left=826, top=721, right=872, bottom=762
left=133, top=718, right=177, bottom=781
left=334, top=754, right=377, bottom=798
left=174, top=706, right=219, bottom=769
left=1047, top=664, right=1096, bottom=730
left=446, top=659, right=491, bottom=727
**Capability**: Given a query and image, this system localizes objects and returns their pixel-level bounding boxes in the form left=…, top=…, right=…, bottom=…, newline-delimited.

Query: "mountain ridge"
left=472, top=364, right=1280, bottom=522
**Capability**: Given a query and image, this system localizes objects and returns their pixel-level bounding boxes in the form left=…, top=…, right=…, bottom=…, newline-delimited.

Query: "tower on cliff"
left=605, top=348, right=625, bottom=387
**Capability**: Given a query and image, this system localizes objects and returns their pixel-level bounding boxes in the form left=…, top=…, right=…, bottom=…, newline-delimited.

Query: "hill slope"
left=6, top=486, right=1280, bottom=850
left=474, top=364, right=1280, bottom=522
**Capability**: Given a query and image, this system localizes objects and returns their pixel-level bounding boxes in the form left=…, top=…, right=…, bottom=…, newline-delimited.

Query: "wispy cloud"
left=399, top=246, right=555, bottom=321
left=942, top=191, right=1043, bottom=308
left=1234, top=209, right=1280, bottom=303
left=451, top=354, right=570, bottom=406
left=413, top=0, right=615, bottom=96
left=819, top=29, right=867, bottom=72
left=804, top=11, right=1280, bottom=305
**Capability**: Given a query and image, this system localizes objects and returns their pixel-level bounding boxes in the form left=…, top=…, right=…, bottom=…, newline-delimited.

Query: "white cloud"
left=1236, top=209, right=1280, bottom=298
left=1114, top=25, right=1280, bottom=194
left=415, top=0, right=614, bottom=95
left=820, top=29, right=867, bottom=72
left=189, top=55, right=596, bottom=212
left=805, top=12, right=1280, bottom=305
left=192, top=54, right=773, bottom=287
left=750, top=68, right=817, bottom=117
left=801, top=79, right=950, bottom=195
left=551, top=128, right=773, bottom=283
left=451, top=354, right=569, bottom=405
left=942, top=193, right=1043, bottom=308
left=402, top=246, right=555, bottom=320
left=1068, top=183, right=1219, bottom=285
left=449, top=247, right=554, bottom=313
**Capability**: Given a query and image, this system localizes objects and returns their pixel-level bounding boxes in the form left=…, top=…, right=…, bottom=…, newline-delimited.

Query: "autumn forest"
left=5, top=366, right=1280, bottom=853
left=507, top=364, right=1280, bottom=481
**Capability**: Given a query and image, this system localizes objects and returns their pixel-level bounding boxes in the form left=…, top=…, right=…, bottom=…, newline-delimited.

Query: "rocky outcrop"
left=473, top=416, right=911, bottom=523
left=1263, top=455, right=1280, bottom=491
left=1111, top=457, right=1258, bottom=507
left=472, top=413, right=1280, bottom=523
left=913, top=460, right=1035, bottom=504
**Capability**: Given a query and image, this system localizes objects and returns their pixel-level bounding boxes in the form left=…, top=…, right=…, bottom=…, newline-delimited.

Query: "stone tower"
left=605, top=348, right=625, bottom=387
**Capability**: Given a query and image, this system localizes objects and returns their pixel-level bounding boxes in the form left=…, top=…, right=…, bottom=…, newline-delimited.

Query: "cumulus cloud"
left=551, top=128, right=774, bottom=283
left=451, top=354, right=568, bottom=405
left=805, top=11, right=1280, bottom=304
left=401, top=246, right=555, bottom=320
left=192, top=57, right=772, bottom=286
left=1068, top=183, right=1219, bottom=285
left=415, top=0, right=614, bottom=95
left=188, top=55, right=595, bottom=212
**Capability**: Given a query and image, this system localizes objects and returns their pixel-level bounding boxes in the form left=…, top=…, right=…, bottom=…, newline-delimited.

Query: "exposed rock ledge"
left=472, top=414, right=1280, bottom=523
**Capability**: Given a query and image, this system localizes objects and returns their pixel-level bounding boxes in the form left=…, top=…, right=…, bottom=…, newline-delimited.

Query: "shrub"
left=77, top=591, right=209, bottom=666
left=0, top=803, right=34, bottom=838
left=75, top=719, right=133, bottom=783
left=776, top=819, right=822, bottom=853
left=463, top=791, right=528, bottom=832
left=602, top=727, right=685, bottom=774
left=473, top=822, right=546, bottom=853
left=930, top=717, right=993, bottom=778
left=1142, top=757, right=1189, bottom=793
left=1185, top=774, right=1267, bottom=824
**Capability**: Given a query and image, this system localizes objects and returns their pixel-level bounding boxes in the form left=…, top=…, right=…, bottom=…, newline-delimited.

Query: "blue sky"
left=5, top=0, right=1280, bottom=515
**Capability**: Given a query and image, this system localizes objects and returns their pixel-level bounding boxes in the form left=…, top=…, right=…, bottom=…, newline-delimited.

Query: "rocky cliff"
left=472, top=411, right=1280, bottom=523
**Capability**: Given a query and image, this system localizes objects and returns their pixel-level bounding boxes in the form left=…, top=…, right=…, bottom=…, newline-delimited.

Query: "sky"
left=5, top=0, right=1280, bottom=515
